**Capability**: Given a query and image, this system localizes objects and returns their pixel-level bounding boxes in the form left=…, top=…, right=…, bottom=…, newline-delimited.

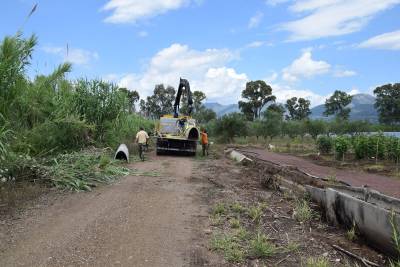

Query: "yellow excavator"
left=155, top=78, right=200, bottom=156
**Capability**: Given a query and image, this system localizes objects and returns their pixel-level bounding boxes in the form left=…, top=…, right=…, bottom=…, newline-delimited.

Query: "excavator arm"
left=173, top=78, right=193, bottom=117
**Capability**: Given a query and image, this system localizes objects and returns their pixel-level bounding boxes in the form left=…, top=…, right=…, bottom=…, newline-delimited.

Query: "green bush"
left=367, top=133, right=386, bottom=160
left=316, top=136, right=333, bottom=154
left=304, top=119, right=326, bottom=140
left=387, top=137, right=400, bottom=163
left=353, top=135, right=369, bottom=159
left=214, top=113, right=248, bottom=143
left=24, top=115, right=93, bottom=155
left=334, top=136, right=350, bottom=160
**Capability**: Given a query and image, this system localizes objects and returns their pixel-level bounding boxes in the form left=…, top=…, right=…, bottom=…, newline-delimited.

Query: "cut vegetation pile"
left=0, top=148, right=134, bottom=214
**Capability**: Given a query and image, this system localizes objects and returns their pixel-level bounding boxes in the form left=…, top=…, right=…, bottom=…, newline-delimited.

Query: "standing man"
left=200, top=129, right=209, bottom=156
left=136, top=127, right=149, bottom=160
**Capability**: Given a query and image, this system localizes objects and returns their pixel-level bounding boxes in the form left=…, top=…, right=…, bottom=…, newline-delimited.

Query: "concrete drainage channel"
left=225, top=148, right=400, bottom=258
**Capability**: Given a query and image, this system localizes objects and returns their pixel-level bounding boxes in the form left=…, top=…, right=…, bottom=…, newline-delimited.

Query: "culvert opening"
left=115, top=151, right=128, bottom=161
left=188, top=128, right=199, bottom=140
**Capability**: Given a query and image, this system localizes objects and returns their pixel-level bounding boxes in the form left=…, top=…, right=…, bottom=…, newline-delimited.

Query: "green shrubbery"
left=0, top=33, right=153, bottom=190
left=316, top=136, right=333, bottom=154
left=214, top=113, right=248, bottom=143
left=334, top=136, right=350, bottom=160
left=314, top=133, right=400, bottom=163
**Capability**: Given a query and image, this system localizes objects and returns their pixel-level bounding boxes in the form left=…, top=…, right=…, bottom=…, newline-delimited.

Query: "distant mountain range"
left=203, top=102, right=239, bottom=116
left=205, top=94, right=379, bottom=122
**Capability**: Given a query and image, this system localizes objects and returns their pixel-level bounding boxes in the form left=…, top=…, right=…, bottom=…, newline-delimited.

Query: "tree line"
left=237, top=80, right=400, bottom=125
left=204, top=80, right=399, bottom=142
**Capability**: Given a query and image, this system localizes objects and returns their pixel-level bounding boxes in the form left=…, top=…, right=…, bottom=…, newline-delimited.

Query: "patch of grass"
left=248, top=204, right=265, bottom=224
left=229, top=218, right=240, bottom=228
left=389, top=210, right=400, bottom=266
left=305, top=257, right=330, bottom=267
left=346, top=222, right=357, bottom=242
left=224, top=246, right=245, bottom=263
left=363, top=164, right=387, bottom=173
left=286, top=241, right=301, bottom=252
left=210, top=214, right=224, bottom=226
left=210, top=234, right=244, bottom=263
left=231, top=202, right=246, bottom=213
left=234, top=227, right=250, bottom=241
left=212, top=202, right=226, bottom=215
left=283, top=190, right=294, bottom=200
left=99, top=154, right=111, bottom=169
left=294, top=199, right=313, bottom=223
left=326, top=174, right=338, bottom=185
left=249, top=232, right=276, bottom=258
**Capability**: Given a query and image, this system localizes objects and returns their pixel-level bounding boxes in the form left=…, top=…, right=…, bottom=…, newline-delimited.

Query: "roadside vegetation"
left=0, top=33, right=155, bottom=209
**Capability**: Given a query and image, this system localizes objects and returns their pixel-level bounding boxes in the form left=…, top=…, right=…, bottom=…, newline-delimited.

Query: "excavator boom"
left=173, top=78, right=193, bottom=117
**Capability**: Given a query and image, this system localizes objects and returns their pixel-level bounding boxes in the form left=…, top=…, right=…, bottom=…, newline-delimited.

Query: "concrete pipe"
left=185, top=126, right=200, bottom=141
left=114, top=144, right=129, bottom=162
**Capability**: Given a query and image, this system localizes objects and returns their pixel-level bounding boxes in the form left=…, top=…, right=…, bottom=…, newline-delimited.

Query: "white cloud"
left=248, top=12, right=264, bottom=29
left=334, top=69, right=357, bottom=77
left=265, top=72, right=279, bottom=82
left=113, top=44, right=247, bottom=104
left=281, top=0, right=400, bottom=41
left=246, top=41, right=274, bottom=48
left=247, top=41, right=264, bottom=48
left=282, top=50, right=331, bottom=82
left=266, top=0, right=291, bottom=6
left=138, top=30, right=148, bottom=38
left=102, top=0, right=192, bottom=23
left=347, top=88, right=360, bottom=95
left=42, top=46, right=99, bottom=66
left=269, top=82, right=328, bottom=107
left=359, top=30, right=400, bottom=50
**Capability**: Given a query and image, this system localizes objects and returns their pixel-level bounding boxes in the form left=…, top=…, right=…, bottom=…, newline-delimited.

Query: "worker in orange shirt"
left=200, top=129, right=209, bottom=156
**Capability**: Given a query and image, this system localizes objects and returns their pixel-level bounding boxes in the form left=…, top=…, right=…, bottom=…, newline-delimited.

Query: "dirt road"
left=0, top=155, right=209, bottom=267
left=243, top=148, right=400, bottom=198
left=0, top=150, right=389, bottom=266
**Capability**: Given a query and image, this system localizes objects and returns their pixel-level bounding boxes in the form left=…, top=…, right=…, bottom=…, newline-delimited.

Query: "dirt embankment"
left=242, top=148, right=400, bottom=198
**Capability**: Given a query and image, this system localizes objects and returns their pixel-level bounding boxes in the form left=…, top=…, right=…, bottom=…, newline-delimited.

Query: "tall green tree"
left=261, top=109, right=283, bottom=140
left=119, top=88, right=139, bottom=113
left=194, top=108, right=217, bottom=124
left=266, top=103, right=285, bottom=117
left=145, top=84, right=176, bottom=118
left=305, top=119, right=327, bottom=140
left=374, top=83, right=400, bottom=125
left=323, top=90, right=352, bottom=120
left=180, top=90, right=206, bottom=115
left=214, top=113, right=247, bottom=142
left=238, top=80, right=276, bottom=120
left=192, top=91, right=206, bottom=112
left=285, top=97, right=311, bottom=120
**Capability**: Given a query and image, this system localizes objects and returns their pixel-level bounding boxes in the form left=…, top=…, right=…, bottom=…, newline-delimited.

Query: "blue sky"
left=1, top=0, right=400, bottom=105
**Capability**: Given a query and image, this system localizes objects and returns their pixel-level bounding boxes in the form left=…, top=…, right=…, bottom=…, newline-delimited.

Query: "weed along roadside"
left=213, top=148, right=398, bottom=266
